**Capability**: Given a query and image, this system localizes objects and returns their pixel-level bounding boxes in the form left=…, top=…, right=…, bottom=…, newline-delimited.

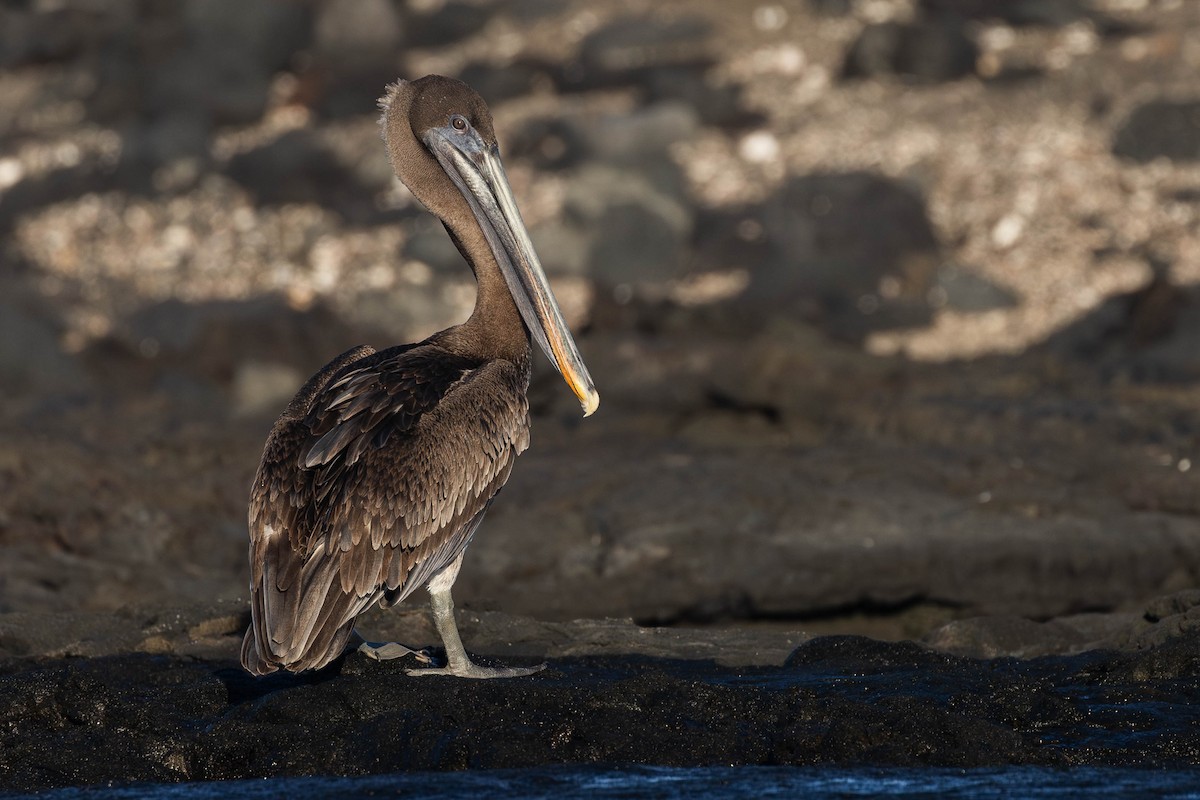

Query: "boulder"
left=1113, top=100, right=1200, bottom=164
left=842, top=19, right=978, bottom=83
left=746, top=172, right=942, bottom=340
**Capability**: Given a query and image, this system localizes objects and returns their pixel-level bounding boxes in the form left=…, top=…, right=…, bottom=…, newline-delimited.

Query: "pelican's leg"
left=405, top=586, right=545, bottom=679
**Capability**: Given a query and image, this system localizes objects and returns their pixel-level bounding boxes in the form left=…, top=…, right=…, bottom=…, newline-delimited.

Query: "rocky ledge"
left=2, top=603, right=1200, bottom=793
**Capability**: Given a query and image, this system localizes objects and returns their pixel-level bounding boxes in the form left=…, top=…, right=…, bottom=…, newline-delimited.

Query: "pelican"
left=240, top=75, right=598, bottom=678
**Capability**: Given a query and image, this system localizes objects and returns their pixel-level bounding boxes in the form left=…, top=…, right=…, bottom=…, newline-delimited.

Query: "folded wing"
left=241, top=342, right=530, bottom=674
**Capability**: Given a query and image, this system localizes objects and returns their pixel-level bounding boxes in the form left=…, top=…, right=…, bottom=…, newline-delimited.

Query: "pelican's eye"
left=451, top=115, right=469, bottom=132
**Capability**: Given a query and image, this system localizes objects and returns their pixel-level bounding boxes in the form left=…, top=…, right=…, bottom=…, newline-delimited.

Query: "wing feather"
left=240, top=341, right=531, bottom=675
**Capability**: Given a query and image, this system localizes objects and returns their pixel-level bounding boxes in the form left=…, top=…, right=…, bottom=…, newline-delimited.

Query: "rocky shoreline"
left=3, top=594, right=1200, bottom=793
left=2, top=610, right=1199, bottom=793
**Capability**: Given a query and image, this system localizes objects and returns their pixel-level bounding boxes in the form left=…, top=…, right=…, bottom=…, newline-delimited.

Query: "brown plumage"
left=240, top=75, right=597, bottom=677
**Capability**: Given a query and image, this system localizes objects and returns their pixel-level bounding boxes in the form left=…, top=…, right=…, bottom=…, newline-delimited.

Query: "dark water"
left=7, top=767, right=1200, bottom=800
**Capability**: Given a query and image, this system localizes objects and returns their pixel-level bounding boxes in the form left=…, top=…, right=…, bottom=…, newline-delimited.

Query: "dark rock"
left=463, top=426, right=1200, bottom=625
left=83, top=35, right=144, bottom=124
left=310, top=67, right=402, bottom=119
left=0, top=4, right=114, bottom=67
left=1109, top=607, right=1200, bottom=653
left=225, top=129, right=392, bottom=221
left=508, top=116, right=590, bottom=170
left=508, top=103, right=700, bottom=171
left=0, top=299, right=85, bottom=399
left=504, top=0, right=571, bottom=22
left=923, top=616, right=1091, bottom=659
left=355, top=609, right=804, bottom=669
left=123, top=111, right=213, bottom=166
left=226, top=130, right=344, bottom=205
left=1091, top=630, right=1200, bottom=683
left=808, top=0, right=853, bottom=16
left=76, top=0, right=310, bottom=170
left=586, top=103, right=701, bottom=164
left=919, top=0, right=1123, bottom=31
left=983, top=64, right=1048, bottom=86
left=559, top=161, right=694, bottom=287
left=582, top=15, right=713, bottom=71
left=134, top=0, right=308, bottom=128
left=585, top=202, right=685, bottom=285
left=0, top=9, right=39, bottom=68
left=934, top=265, right=1020, bottom=312
left=1145, top=589, right=1200, bottom=622
left=558, top=19, right=755, bottom=127
left=173, top=0, right=311, bottom=124
left=842, top=19, right=978, bottom=83
left=689, top=206, right=773, bottom=275
left=644, top=67, right=764, bottom=129
left=1037, top=274, right=1200, bottom=381
left=457, top=60, right=545, bottom=106
left=745, top=172, right=941, bottom=340
left=4, top=629, right=1200, bottom=791
left=785, top=634, right=953, bottom=670
left=1054, top=612, right=1147, bottom=645
left=408, top=1, right=494, bottom=47
left=1113, top=100, right=1200, bottom=163
left=1090, top=592, right=1200, bottom=653
left=762, top=173, right=939, bottom=284
left=0, top=602, right=248, bottom=661
left=566, top=159, right=691, bottom=223
left=0, top=421, right=253, bottom=614
left=403, top=217, right=466, bottom=273
left=1133, top=287, right=1195, bottom=351
left=184, top=0, right=311, bottom=76
left=565, top=15, right=714, bottom=90
left=349, top=279, right=476, bottom=345
left=80, top=296, right=376, bottom=411
left=155, top=52, right=269, bottom=129
left=314, top=0, right=404, bottom=66
left=529, top=219, right=590, bottom=275
left=310, top=0, right=405, bottom=118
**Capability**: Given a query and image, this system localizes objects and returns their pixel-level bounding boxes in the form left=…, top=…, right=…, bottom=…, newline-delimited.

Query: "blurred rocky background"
left=3, top=0, right=1200, bottom=659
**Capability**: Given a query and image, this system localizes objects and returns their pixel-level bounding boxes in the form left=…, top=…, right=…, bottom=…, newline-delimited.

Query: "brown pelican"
left=240, top=75, right=598, bottom=678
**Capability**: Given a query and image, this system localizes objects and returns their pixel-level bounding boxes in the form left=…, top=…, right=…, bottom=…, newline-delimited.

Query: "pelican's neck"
left=379, top=82, right=529, bottom=362
left=443, top=217, right=530, bottom=362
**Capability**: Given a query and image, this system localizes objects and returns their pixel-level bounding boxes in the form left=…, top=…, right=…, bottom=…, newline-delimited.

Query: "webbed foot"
left=405, top=660, right=546, bottom=679
left=357, top=641, right=435, bottom=664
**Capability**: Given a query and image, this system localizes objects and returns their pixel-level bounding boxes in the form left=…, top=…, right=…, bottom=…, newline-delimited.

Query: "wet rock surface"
left=3, top=594, right=1199, bottom=792
left=1, top=623, right=1199, bottom=793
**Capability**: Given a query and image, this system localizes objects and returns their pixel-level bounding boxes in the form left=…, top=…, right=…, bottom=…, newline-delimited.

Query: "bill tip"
left=581, top=390, right=599, bottom=417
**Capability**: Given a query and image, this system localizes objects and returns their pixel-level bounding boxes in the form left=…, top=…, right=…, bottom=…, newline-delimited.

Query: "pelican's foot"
left=357, top=641, right=435, bottom=664
left=405, top=660, right=546, bottom=679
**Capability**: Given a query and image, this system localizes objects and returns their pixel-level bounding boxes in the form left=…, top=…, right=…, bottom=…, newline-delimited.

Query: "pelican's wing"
left=241, top=344, right=530, bottom=675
